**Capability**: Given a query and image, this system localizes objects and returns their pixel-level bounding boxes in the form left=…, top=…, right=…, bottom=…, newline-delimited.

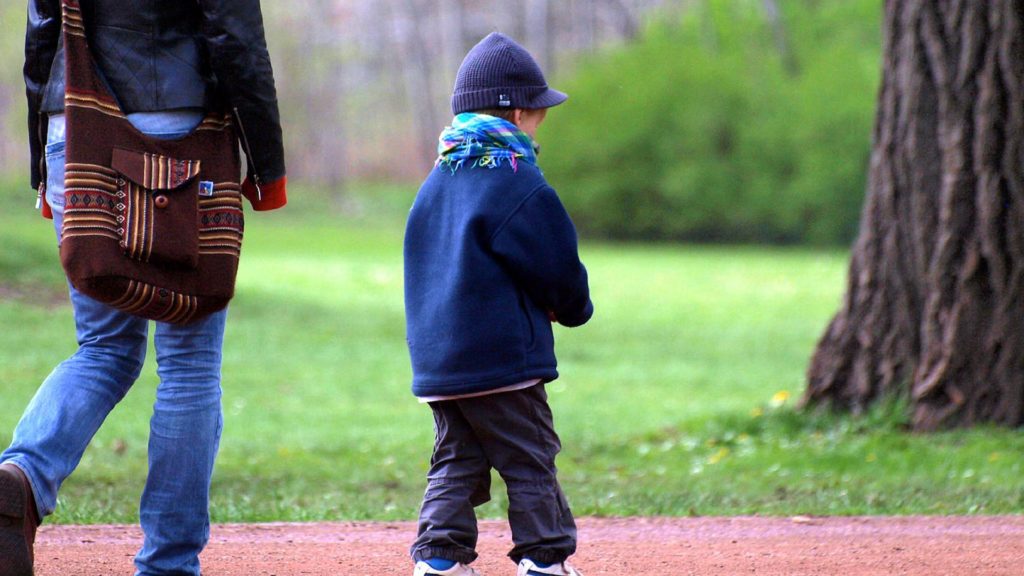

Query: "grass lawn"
left=1, top=182, right=1022, bottom=524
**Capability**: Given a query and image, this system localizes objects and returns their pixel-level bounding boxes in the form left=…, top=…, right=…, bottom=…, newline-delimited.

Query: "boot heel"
left=0, top=464, right=34, bottom=576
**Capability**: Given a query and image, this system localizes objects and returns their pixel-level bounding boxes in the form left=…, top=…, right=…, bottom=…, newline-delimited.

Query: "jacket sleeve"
left=490, top=185, right=594, bottom=328
left=196, top=0, right=287, bottom=210
left=25, top=0, right=62, bottom=192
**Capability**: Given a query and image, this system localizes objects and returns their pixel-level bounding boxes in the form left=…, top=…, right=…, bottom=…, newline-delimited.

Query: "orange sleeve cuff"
left=242, top=175, right=288, bottom=211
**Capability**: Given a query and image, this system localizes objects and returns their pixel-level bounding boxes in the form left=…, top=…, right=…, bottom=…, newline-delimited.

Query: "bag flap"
left=111, top=148, right=201, bottom=190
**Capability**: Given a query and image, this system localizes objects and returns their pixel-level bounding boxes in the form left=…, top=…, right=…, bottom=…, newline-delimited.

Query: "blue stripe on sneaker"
left=425, top=558, right=458, bottom=571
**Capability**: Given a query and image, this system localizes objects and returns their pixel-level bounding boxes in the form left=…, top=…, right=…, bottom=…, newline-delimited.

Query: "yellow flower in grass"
left=770, top=390, right=791, bottom=408
left=708, top=447, right=730, bottom=465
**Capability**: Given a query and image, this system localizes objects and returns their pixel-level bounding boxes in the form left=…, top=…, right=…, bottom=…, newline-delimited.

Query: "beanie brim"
left=528, top=87, right=568, bottom=110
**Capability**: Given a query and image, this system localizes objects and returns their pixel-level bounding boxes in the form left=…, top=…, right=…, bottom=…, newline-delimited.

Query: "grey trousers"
left=410, top=384, right=577, bottom=565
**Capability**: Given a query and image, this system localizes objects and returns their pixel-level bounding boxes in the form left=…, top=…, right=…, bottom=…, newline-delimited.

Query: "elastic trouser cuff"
left=412, top=546, right=478, bottom=565
left=513, top=548, right=574, bottom=565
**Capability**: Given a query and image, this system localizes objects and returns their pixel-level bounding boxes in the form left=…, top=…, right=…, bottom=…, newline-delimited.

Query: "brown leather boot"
left=0, top=463, right=39, bottom=576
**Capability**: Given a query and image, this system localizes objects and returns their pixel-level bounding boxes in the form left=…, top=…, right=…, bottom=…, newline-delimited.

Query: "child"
left=403, top=32, right=593, bottom=576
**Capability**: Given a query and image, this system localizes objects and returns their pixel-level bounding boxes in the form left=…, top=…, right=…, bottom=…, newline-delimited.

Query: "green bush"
left=542, top=0, right=881, bottom=245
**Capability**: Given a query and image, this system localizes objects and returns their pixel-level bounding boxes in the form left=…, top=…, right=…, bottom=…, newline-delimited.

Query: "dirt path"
left=32, top=516, right=1024, bottom=575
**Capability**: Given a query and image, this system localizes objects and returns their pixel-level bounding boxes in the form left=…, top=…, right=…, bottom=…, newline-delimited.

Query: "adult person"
left=0, top=1, right=287, bottom=574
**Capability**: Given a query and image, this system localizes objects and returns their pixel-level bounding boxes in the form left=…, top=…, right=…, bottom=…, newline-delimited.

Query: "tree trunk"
left=804, top=0, right=1024, bottom=430
left=573, top=0, right=597, bottom=52
left=304, top=0, right=348, bottom=192
left=761, top=0, right=799, bottom=75
left=440, top=0, right=466, bottom=80
left=605, top=0, right=640, bottom=40
left=525, top=0, right=553, bottom=74
left=388, top=0, right=443, bottom=170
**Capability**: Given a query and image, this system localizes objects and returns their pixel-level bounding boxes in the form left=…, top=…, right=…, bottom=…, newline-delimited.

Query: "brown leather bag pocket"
left=111, top=148, right=202, bottom=269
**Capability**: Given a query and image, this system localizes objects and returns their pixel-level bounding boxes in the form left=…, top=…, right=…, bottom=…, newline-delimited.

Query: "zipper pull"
left=232, top=107, right=262, bottom=201
left=35, top=183, right=45, bottom=210
left=252, top=174, right=263, bottom=202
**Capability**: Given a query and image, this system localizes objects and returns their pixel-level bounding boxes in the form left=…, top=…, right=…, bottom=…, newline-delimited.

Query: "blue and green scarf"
left=436, top=113, right=539, bottom=174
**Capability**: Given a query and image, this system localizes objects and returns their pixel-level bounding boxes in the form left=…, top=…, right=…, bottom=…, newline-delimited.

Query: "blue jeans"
left=2, top=111, right=224, bottom=576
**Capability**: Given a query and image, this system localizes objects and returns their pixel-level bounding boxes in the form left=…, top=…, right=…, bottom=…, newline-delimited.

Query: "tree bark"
left=804, top=0, right=1024, bottom=430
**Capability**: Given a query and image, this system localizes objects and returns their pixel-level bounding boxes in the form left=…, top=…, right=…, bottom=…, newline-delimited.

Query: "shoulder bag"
left=58, top=0, right=244, bottom=324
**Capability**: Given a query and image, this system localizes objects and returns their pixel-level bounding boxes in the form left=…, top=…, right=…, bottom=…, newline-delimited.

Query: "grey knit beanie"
left=451, top=32, right=568, bottom=115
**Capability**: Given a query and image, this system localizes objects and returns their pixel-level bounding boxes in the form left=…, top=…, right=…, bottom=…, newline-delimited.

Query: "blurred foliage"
left=6, top=189, right=1024, bottom=520
left=542, top=0, right=882, bottom=245
left=0, top=4, right=29, bottom=175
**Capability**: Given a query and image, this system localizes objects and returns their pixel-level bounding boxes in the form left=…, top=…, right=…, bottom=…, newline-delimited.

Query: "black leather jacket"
left=25, top=0, right=286, bottom=191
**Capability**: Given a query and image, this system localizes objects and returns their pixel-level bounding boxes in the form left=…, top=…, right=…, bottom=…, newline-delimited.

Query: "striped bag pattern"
left=109, top=280, right=199, bottom=325
left=138, top=152, right=200, bottom=191
left=62, top=163, right=121, bottom=242
left=198, top=183, right=244, bottom=257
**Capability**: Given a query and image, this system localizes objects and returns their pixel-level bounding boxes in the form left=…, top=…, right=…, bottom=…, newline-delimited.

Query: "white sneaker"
left=517, top=559, right=583, bottom=576
left=414, top=560, right=483, bottom=576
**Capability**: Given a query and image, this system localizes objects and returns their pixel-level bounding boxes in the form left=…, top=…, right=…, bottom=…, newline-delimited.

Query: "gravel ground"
left=31, top=516, right=1024, bottom=575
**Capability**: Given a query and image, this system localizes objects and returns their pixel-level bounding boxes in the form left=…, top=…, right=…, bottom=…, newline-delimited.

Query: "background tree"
left=0, top=3, right=28, bottom=173
left=0, top=1, right=884, bottom=247
left=0, top=1, right=678, bottom=184
left=805, top=0, right=1024, bottom=429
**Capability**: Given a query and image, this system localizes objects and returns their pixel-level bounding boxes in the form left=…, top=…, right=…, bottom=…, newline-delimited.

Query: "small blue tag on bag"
left=199, top=181, right=215, bottom=197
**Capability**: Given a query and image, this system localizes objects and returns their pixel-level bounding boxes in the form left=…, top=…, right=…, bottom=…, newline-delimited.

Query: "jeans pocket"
left=44, top=140, right=66, bottom=209
left=44, top=140, right=65, bottom=157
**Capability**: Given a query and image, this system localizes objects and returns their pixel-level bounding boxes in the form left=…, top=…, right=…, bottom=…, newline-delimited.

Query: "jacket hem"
left=412, top=367, right=558, bottom=398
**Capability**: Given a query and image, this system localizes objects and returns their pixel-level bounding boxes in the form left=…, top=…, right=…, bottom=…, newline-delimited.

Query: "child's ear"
left=511, top=108, right=524, bottom=128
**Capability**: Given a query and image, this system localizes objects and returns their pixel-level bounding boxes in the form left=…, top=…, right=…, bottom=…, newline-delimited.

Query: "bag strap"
left=61, top=0, right=128, bottom=118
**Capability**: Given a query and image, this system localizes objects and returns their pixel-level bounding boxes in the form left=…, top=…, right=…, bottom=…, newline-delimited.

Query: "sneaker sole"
left=0, top=468, right=32, bottom=576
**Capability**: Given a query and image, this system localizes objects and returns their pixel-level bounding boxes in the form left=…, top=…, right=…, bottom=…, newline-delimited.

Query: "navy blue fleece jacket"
left=403, top=162, right=593, bottom=398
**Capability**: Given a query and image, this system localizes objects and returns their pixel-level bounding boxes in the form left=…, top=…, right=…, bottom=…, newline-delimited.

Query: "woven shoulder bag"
left=57, top=0, right=243, bottom=324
